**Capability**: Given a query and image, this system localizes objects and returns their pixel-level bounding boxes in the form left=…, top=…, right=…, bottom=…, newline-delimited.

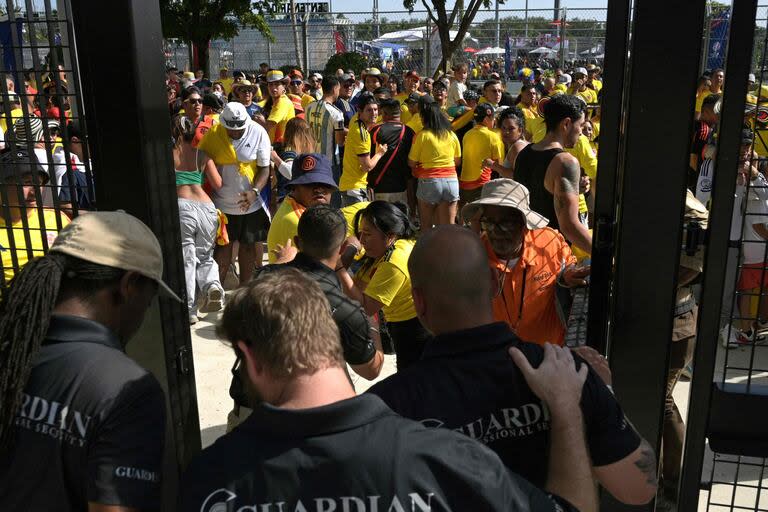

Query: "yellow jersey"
left=260, top=94, right=295, bottom=144
left=1, top=209, right=70, bottom=283
left=355, top=238, right=417, bottom=322
left=460, top=125, right=504, bottom=189
left=340, top=120, right=372, bottom=192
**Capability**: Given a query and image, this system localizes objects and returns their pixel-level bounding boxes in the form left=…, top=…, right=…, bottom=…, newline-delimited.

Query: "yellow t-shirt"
left=406, top=115, right=423, bottom=135
left=566, top=134, right=598, bottom=179
left=0, top=107, right=24, bottom=134
left=520, top=106, right=537, bottom=119
left=394, top=93, right=413, bottom=124
left=267, top=197, right=367, bottom=262
left=301, top=93, right=316, bottom=111
left=340, top=201, right=369, bottom=236
left=569, top=87, right=597, bottom=105
left=267, top=196, right=305, bottom=263
left=356, top=238, right=417, bottom=322
left=695, top=90, right=711, bottom=114
left=219, top=78, right=234, bottom=95
left=565, top=134, right=597, bottom=215
left=461, top=125, right=504, bottom=187
left=590, top=80, right=603, bottom=94
left=260, top=94, right=295, bottom=144
left=340, top=120, right=371, bottom=192
left=527, top=116, right=547, bottom=143
left=408, top=130, right=461, bottom=176
left=1, top=209, right=70, bottom=283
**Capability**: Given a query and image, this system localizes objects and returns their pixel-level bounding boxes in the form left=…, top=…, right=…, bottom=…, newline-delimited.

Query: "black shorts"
left=459, top=186, right=483, bottom=204
left=226, top=208, right=270, bottom=244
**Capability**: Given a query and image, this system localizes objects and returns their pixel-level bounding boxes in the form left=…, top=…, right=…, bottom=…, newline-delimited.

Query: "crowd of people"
left=0, top=50, right=762, bottom=512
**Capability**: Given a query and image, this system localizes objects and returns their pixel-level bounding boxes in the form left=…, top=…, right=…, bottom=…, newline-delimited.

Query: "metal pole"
left=302, top=15, right=310, bottom=72
left=701, top=3, right=712, bottom=74
left=495, top=0, right=500, bottom=48
left=524, top=0, right=529, bottom=39
left=554, top=0, right=560, bottom=21
left=678, top=2, right=758, bottom=509
left=425, top=17, right=431, bottom=77
left=373, top=0, right=380, bottom=39
left=267, top=37, right=273, bottom=67
left=559, top=8, right=566, bottom=69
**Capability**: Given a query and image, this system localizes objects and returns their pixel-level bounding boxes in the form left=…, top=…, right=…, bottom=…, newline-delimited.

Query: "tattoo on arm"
left=558, top=157, right=581, bottom=196
left=634, top=439, right=658, bottom=486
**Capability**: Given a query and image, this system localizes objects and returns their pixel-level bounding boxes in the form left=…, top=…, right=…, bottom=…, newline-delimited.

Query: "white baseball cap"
left=220, top=102, right=250, bottom=131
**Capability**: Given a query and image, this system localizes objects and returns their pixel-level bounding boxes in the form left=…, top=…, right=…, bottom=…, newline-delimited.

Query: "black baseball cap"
left=474, top=103, right=495, bottom=122
left=0, top=146, right=49, bottom=183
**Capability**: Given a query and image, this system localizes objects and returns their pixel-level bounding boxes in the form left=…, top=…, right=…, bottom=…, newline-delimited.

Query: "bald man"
left=368, top=226, right=658, bottom=507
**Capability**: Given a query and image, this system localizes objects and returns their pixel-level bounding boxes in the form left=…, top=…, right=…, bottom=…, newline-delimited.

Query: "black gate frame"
left=68, top=0, right=201, bottom=507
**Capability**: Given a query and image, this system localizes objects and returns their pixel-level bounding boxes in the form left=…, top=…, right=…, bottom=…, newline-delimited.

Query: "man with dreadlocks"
left=0, top=211, right=182, bottom=511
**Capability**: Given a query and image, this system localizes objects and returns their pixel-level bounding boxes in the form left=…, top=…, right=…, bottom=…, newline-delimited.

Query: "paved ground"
left=189, top=285, right=768, bottom=511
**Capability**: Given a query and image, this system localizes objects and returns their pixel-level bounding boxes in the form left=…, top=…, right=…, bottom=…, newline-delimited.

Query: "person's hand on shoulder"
left=509, top=343, right=588, bottom=416
left=571, top=345, right=612, bottom=387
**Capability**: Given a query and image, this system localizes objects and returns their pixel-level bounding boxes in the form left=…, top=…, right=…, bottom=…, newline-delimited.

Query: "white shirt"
left=447, top=81, right=467, bottom=108
left=741, top=174, right=768, bottom=264
left=211, top=121, right=271, bottom=216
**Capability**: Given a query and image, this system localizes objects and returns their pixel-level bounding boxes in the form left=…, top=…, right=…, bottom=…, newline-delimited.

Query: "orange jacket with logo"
left=484, top=228, right=576, bottom=346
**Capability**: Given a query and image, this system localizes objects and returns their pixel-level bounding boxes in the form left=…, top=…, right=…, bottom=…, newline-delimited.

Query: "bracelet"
left=334, top=265, right=345, bottom=272
left=252, top=187, right=259, bottom=195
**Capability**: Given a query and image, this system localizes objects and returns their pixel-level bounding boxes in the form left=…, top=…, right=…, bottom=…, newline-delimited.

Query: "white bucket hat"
left=461, top=179, right=549, bottom=230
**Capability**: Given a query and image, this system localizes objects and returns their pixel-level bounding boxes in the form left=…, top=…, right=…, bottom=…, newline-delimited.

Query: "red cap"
left=289, top=69, right=304, bottom=80
left=405, top=70, right=420, bottom=80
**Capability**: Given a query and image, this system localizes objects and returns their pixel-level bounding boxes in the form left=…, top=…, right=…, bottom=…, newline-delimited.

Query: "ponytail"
left=0, top=253, right=66, bottom=450
left=0, top=253, right=127, bottom=451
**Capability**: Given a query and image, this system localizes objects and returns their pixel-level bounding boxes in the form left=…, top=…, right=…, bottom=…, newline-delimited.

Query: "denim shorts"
left=416, top=177, right=460, bottom=204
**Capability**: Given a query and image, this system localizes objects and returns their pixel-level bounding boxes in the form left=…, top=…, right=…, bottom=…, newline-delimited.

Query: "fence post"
left=267, top=37, right=273, bottom=67
left=302, top=15, right=310, bottom=72
left=559, top=8, right=566, bottom=68
left=425, top=17, right=431, bottom=77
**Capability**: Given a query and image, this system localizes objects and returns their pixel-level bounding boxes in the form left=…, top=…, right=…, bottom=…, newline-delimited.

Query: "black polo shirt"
left=368, top=322, right=640, bottom=488
left=179, top=394, right=576, bottom=511
left=368, top=122, right=415, bottom=193
left=257, top=253, right=376, bottom=366
left=0, top=315, right=166, bottom=511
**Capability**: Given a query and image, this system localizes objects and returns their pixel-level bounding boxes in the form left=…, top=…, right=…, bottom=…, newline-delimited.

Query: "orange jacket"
left=484, top=228, right=576, bottom=346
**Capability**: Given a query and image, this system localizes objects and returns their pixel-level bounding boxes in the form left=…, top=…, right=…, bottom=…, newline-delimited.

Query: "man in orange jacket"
left=462, top=179, right=590, bottom=345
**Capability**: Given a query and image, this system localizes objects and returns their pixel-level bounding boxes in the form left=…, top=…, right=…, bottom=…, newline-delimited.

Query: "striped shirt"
left=305, top=100, right=344, bottom=163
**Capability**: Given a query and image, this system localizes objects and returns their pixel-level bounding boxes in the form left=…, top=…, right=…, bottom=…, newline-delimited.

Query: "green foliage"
left=324, top=52, right=368, bottom=75
left=159, top=0, right=274, bottom=44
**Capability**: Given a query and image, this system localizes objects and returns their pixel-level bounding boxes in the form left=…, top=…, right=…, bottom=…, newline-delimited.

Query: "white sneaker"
left=720, top=325, right=760, bottom=348
left=189, top=314, right=199, bottom=325
left=200, top=287, right=224, bottom=313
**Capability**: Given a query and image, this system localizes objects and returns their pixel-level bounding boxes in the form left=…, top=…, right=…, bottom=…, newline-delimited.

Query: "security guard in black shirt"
left=0, top=211, right=182, bottom=511
left=257, top=204, right=383, bottom=380
left=182, top=267, right=592, bottom=512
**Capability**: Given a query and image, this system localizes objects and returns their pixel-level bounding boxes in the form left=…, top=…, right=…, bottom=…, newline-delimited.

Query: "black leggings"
left=387, top=317, right=432, bottom=371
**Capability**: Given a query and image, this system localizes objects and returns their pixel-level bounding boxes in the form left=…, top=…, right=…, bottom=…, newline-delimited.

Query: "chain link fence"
left=164, top=7, right=608, bottom=78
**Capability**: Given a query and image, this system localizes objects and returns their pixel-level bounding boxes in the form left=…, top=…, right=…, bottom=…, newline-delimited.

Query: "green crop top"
left=175, top=170, right=204, bottom=186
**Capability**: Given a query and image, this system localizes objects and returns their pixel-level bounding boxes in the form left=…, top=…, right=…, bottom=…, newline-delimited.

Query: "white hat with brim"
left=50, top=211, right=183, bottom=303
left=220, top=102, right=251, bottom=131
left=461, top=179, right=549, bottom=230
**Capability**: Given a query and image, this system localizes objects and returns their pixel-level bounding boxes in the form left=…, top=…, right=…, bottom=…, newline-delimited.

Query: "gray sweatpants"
left=178, top=198, right=223, bottom=315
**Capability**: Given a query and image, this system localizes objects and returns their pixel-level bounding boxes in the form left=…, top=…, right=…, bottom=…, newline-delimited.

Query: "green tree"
left=404, top=0, right=504, bottom=77
left=160, top=0, right=274, bottom=74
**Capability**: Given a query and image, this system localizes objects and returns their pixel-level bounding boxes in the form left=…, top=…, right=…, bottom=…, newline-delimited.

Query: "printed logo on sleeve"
left=115, top=466, right=160, bottom=483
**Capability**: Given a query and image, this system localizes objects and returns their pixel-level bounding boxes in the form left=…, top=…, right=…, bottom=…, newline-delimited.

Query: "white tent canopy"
left=374, top=27, right=468, bottom=44
left=529, top=46, right=555, bottom=54
left=476, top=46, right=505, bottom=55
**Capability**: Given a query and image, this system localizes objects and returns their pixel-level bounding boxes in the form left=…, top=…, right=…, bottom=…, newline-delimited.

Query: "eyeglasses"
left=186, top=98, right=202, bottom=104
left=479, top=216, right=522, bottom=233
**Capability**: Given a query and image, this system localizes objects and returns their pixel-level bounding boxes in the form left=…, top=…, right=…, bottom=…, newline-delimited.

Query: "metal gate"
left=0, top=0, right=199, bottom=509
left=588, top=0, right=768, bottom=511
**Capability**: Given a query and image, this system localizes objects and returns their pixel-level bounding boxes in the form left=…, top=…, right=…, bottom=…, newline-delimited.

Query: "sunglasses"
left=226, top=118, right=247, bottom=128
left=291, top=80, right=303, bottom=85
left=186, top=98, right=202, bottom=104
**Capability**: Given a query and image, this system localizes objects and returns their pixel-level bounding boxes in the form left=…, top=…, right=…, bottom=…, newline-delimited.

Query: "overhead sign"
left=274, top=2, right=330, bottom=14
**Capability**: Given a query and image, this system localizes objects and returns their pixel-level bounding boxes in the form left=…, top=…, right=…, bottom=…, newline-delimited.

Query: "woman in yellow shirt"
left=336, top=201, right=429, bottom=370
left=408, top=96, right=462, bottom=229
